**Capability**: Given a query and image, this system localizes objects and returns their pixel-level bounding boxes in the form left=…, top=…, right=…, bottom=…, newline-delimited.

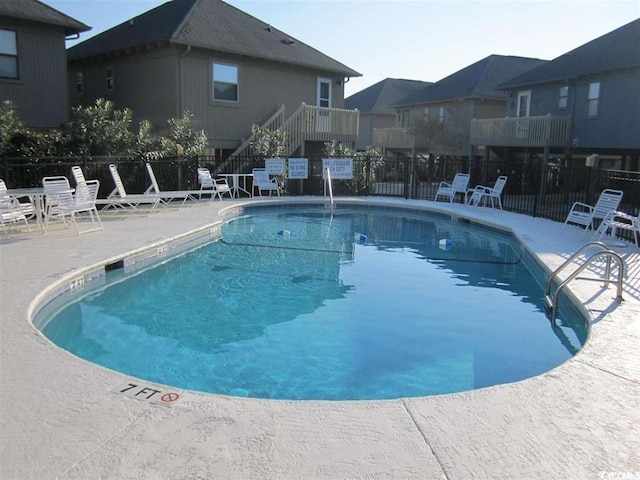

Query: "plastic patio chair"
left=434, top=173, right=470, bottom=203
left=0, top=179, right=34, bottom=219
left=592, top=210, right=639, bottom=247
left=1, top=179, right=33, bottom=237
left=71, top=166, right=87, bottom=186
left=43, top=177, right=103, bottom=235
left=468, top=176, right=508, bottom=209
left=197, top=168, right=232, bottom=200
left=251, top=168, right=280, bottom=197
left=565, top=188, right=623, bottom=231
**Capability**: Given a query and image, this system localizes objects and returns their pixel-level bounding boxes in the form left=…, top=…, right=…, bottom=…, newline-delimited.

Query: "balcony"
left=297, top=104, right=360, bottom=144
left=230, top=104, right=359, bottom=158
left=470, top=115, right=572, bottom=148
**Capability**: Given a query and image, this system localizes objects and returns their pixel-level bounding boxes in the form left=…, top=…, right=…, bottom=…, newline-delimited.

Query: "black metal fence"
left=3, top=153, right=639, bottom=226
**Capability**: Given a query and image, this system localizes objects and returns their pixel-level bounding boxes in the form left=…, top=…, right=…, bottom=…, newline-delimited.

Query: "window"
left=76, top=72, right=84, bottom=96
left=400, top=110, right=409, bottom=128
left=588, top=82, right=600, bottom=116
left=423, top=107, right=429, bottom=121
left=517, top=91, right=531, bottom=117
left=317, top=77, right=331, bottom=108
left=213, top=63, right=238, bottom=102
left=106, top=67, right=114, bottom=92
left=0, top=29, right=18, bottom=79
left=438, top=106, right=445, bottom=124
left=558, top=86, right=568, bottom=109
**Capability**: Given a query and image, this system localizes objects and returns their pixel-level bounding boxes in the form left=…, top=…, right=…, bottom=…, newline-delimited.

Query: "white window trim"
left=317, top=77, right=332, bottom=108
left=400, top=110, right=409, bottom=128
left=212, top=62, right=239, bottom=103
left=587, top=82, right=600, bottom=117
left=517, top=90, right=531, bottom=117
left=558, top=86, right=568, bottom=109
left=0, top=29, right=18, bottom=79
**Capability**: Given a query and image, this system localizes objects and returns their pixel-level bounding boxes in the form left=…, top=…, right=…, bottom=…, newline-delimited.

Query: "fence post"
left=365, top=155, right=372, bottom=196
left=177, top=155, right=184, bottom=190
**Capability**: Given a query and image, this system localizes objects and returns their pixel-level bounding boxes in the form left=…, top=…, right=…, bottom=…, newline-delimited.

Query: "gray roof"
left=500, top=18, right=640, bottom=89
left=0, top=0, right=90, bottom=35
left=67, top=0, right=360, bottom=77
left=394, top=55, right=547, bottom=106
left=345, top=78, right=432, bottom=114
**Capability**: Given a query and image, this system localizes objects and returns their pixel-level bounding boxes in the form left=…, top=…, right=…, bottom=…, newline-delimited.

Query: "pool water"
left=38, top=206, right=588, bottom=400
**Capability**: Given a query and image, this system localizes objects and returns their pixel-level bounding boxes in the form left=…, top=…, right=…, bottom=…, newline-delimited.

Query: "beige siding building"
left=68, top=0, right=361, bottom=157
left=0, top=0, right=89, bottom=128
left=373, top=55, right=546, bottom=157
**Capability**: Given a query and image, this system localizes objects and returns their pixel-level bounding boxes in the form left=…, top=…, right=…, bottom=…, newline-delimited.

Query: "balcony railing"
left=294, top=104, right=360, bottom=145
left=372, top=127, right=415, bottom=150
left=231, top=104, right=359, bottom=158
left=470, top=115, right=572, bottom=148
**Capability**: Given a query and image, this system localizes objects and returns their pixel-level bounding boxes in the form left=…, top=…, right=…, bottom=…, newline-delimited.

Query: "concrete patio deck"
left=1, top=197, right=638, bottom=479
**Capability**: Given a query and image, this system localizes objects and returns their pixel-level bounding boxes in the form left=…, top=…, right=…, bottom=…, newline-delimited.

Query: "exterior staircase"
left=215, top=103, right=359, bottom=173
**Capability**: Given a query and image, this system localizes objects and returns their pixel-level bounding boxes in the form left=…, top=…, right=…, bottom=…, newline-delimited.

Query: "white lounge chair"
left=434, top=173, right=470, bottom=203
left=96, top=164, right=163, bottom=211
left=592, top=210, right=638, bottom=247
left=565, top=188, right=623, bottom=231
left=145, top=163, right=199, bottom=206
left=252, top=168, right=280, bottom=197
left=468, top=176, right=508, bottom=209
left=197, top=168, right=232, bottom=200
left=43, top=177, right=103, bottom=235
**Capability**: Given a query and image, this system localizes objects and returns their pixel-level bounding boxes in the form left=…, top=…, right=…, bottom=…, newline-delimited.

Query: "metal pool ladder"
left=324, top=167, right=335, bottom=210
left=544, top=241, right=625, bottom=325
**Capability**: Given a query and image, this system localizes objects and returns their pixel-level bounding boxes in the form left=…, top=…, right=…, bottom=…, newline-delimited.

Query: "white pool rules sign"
left=287, top=158, right=309, bottom=179
left=322, top=158, right=353, bottom=179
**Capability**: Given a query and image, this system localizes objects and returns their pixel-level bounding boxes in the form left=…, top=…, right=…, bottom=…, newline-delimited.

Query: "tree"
left=249, top=124, right=288, bottom=157
left=14, top=129, right=65, bottom=157
left=132, top=120, right=174, bottom=160
left=0, top=100, right=23, bottom=155
left=322, top=140, right=355, bottom=157
left=65, top=99, right=135, bottom=156
left=168, top=111, right=208, bottom=156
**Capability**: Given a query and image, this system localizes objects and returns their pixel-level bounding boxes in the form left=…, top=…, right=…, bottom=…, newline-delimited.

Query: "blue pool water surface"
left=38, top=205, right=588, bottom=400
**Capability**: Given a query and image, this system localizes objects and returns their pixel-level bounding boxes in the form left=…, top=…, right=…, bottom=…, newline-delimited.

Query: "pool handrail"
left=324, top=167, right=334, bottom=210
left=544, top=241, right=624, bottom=325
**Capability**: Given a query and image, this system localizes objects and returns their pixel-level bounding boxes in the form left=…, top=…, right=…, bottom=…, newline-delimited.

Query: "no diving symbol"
left=161, top=392, right=180, bottom=403
left=114, top=383, right=183, bottom=406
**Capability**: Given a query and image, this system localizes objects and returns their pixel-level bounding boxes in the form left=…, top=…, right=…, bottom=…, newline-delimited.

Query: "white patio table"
left=218, top=173, right=253, bottom=198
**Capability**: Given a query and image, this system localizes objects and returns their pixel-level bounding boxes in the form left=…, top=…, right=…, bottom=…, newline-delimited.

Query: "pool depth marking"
left=113, top=382, right=183, bottom=406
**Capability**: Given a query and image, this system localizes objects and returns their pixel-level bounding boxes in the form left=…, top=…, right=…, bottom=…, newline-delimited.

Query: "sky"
left=45, top=0, right=639, bottom=98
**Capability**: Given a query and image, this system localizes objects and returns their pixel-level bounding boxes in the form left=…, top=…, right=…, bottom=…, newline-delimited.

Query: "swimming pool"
left=36, top=205, right=588, bottom=400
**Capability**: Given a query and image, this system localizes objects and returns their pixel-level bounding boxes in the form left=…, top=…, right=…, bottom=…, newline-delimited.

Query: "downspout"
left=177, top=45, right=191, bottom=117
